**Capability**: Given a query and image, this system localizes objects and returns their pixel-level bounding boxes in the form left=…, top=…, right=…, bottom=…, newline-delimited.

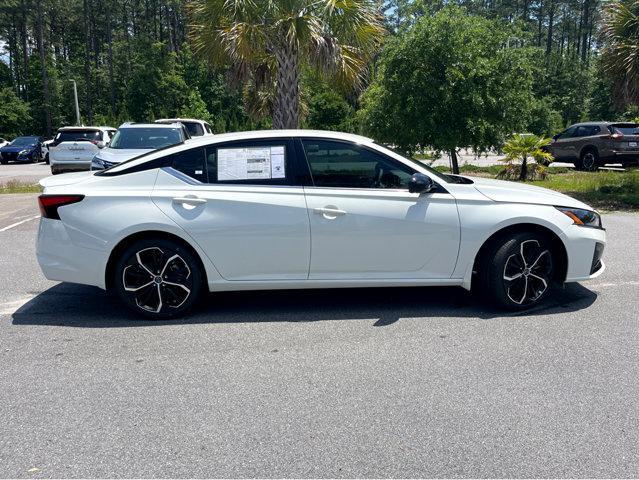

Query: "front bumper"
left=562, top=224, right=607, bottom=283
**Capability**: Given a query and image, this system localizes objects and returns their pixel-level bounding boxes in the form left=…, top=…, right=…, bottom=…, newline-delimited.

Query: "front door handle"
left=172, top=196, right=207, bottom=206
left=314, top=206, right=346, bottom=219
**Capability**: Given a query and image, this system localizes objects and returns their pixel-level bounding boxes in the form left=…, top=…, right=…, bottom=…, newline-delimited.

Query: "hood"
left=467, top=176, right=593, bottom=211
left=95, top=147, right=153, bottom=164
left=40, top=171, right=93, bottom=188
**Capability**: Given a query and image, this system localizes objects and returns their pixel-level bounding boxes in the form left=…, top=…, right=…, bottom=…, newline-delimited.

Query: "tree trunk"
left=36, top=0, right=52, bottom=136
left=273, top=40, right=300, bottom=129
left=520, top=155, right=528, bottom=181
left=450, top=149, right=460, bottom=175
left=21, top=0, right=29, bottom=101
left=546, top=0, right=555, bottom=56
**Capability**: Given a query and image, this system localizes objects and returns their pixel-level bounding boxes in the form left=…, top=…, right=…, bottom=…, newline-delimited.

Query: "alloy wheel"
left=582, top=152, right=597, bottom=171
left=502, top=239, right=553, bottom=305
left=122, top=247, right=192, bottom=313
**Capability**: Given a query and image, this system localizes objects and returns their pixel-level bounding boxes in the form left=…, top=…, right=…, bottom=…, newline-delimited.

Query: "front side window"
left=110, top=128, right=182, bottom=150
left=301, top=139, right=414, bottom=189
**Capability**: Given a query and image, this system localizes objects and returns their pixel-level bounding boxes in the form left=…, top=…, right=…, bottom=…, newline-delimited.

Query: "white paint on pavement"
left=0, top=215, right=40, bottom=232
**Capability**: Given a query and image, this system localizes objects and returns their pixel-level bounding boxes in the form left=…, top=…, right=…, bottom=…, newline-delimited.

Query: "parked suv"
left=91, top=122, right=191, bottom=170
left=548, top=122, right=639, bottom=170
left=155, top=118, right=214, bottom=137
left=49, top=126, right=116, bottom=174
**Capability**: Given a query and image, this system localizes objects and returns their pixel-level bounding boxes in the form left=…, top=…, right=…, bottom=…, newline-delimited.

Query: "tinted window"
left=110, top=127, right=182, bottom=149
left=611, top=124, right=639, bottom=135
left=55, top=130, right=101, bottom=143
left=11, top=136, right=39, bottom=146
left=575, top=125, right=601, bottom=137
left=169, top=147, right=207, bottom=183
left=302, top=139, right=414, bottom=189
left=182, top=122, right=204, bottom=137
left=205, top=140, right=291, bottom=185
left=558, top=126, right=578, bottom=139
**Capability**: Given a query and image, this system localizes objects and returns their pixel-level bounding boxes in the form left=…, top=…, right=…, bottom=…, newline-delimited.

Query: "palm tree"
left=601, top=0, right=639, bottom=109
left=501, top=134, right=553, bottom=181
left=187, top=0, right=385, bottom=129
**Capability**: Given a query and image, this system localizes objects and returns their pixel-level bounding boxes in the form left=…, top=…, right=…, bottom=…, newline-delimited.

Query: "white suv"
left=49, top=126, right=116, bottom=174
left=155, top=118, right=214, bottom=137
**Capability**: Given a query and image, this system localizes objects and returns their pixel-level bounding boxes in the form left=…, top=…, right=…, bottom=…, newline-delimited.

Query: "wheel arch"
left=470, top=222, right=568, bottom=290
left=105, top=230, right=209, bottom=290
left=579, top=144, right=599, bottom=158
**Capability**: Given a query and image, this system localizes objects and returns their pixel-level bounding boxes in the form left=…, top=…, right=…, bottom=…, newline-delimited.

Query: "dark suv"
left=548, top=122, right=639, bottom=170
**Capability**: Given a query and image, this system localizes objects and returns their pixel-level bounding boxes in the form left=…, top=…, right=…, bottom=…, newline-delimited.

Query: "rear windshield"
left=611, top=124, right=639, bottom=135
left=110, top=127, right=182, bottom=149
left=11, top=136, right=39, bottom=146
left=181, top=122, right=204, bottom=137
left=55, top=130, right=101, bottom=143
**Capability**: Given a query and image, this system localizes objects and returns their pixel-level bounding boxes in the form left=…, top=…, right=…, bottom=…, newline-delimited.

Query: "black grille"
left=591, top=242, right=604, bottom=274
left=2, top=152, right=18, bottom=162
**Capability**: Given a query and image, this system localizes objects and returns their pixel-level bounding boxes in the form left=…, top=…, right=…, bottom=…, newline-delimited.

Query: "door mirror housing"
left=552, top=134, right=560, bottom=141
left=408, top=173, right=435, bottom=193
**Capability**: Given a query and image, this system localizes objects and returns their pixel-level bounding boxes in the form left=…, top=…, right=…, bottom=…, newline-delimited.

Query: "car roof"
left=156, top=118, right=208, bottom=124
left=104, top=129, right=375, bottom=174
left=58, top=126, right=115, bottom=131
left=118, top=122, right=184, bottom=129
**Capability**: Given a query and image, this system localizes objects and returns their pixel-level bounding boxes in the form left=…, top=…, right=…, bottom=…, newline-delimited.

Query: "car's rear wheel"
left=114, top=238, right=204, bottom=319
left=477, top=233, right=555, bottom=310
left=575, top=149, right=599, bottom=171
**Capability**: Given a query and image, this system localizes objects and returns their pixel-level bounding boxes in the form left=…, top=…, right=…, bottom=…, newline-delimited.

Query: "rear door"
left=151, top=138, right=311, bottom=281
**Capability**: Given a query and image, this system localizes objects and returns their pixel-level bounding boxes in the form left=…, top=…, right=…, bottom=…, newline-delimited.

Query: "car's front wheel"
left=114, top=238, right=204, bottom=319
left=477, top=233, right=555, bottom=310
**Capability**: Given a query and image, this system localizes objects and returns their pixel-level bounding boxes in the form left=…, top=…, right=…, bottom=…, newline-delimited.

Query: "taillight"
left=38, top=194, right=84, bottom=220
left=611, top=132, right=624, bottom=139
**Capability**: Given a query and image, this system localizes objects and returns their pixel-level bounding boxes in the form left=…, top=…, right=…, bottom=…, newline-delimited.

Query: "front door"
left=151, top=139, right=310, bottom=281
left=299, top=138, right=460, bottom=280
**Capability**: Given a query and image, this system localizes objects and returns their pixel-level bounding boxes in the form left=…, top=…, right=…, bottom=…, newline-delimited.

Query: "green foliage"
left=499, top=133, right=553, bottom=180
left=359, top=7, right=537, bottom=163
left=0, top=88, right=32, bottom=137
left=307, top=91, right=353, bottom=131
left=527, top=98, right=564, bottom=137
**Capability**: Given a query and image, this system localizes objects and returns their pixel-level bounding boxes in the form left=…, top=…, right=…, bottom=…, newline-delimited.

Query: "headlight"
left=556, top=206, right=602, bottom=229
left=18, top=149, right=28, bottom=156
left=91, top=157, right=106, bottom=170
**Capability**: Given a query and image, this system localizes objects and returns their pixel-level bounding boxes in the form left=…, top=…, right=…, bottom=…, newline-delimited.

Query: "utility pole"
left=69, top=79, right=81, bottom=126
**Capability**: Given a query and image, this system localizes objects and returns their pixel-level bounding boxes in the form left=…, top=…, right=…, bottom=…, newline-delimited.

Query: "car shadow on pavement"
left=11, top=281, right=598, bottom=328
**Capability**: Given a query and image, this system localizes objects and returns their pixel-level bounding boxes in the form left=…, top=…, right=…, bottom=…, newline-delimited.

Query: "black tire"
left=114, top=238, right=204, bottom=319
left=0, top=159, right=7, bottom=165
left=44, top=153, right=49, bottom=165
left=476, top=232, right=555, bottom=310
left=575, top=148, right=599, bottom=171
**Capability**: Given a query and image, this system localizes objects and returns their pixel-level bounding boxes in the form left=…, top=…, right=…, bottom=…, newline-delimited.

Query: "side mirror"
left=552, top=134, right=560, bottom=140
left=408, top=173, right=435, bottom=194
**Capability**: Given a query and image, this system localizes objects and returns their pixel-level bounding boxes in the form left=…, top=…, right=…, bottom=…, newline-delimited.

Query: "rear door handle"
left=172, top=196, right=207, bottom=206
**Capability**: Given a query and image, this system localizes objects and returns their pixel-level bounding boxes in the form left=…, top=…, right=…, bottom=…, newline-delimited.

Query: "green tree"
left=500, top=133, right=553, bottom=181
left=359, top=7, right=537, bottom=173
left=0, top=87, right=32, bottom=137
left=187, top=0, right=385, bottom=129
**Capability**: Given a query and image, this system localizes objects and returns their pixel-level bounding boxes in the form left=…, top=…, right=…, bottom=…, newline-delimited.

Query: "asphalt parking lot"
left=0, top=193, right=638, bottom=478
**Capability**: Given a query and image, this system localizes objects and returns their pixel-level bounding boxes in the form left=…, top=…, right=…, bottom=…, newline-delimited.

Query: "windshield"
left=375, top=144, right=465, bottom=183
left=55, top=130, right=101, bottom=143
left=109, top=127, right=182, bottom=149
left=11, top=137, right=38, bottom=146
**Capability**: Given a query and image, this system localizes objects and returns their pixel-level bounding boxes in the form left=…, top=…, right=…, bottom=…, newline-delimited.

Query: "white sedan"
left=36, top=130, right=606, bottom=319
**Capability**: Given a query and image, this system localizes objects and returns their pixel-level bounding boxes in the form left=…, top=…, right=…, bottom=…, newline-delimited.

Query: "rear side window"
left=611, top=124, right=639, bottom=135
left=575, top=125, right=601, bottom=137
left=301, top=139, right=415, bottom=189
left=182, top=122, right=204, bottom=137
left=205, top=140, right=292, bottom=185
left=168, top=147, right=207, bottom=183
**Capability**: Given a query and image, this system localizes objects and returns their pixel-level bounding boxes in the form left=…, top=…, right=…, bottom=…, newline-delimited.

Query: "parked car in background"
left=49, top=126, right=116, bottom=174
left=0, top=136, right=44, bottom=164
left=155, top=118, right=214, bottom=137
left=548, top=122, right=639, bottom=170
left=41, top=138, right=54, bottom=164
left=37, top=130, right=605, bottom=319
left=91, top=122, right=191, bottom=170
left=0, top=138, right=9, bottom=149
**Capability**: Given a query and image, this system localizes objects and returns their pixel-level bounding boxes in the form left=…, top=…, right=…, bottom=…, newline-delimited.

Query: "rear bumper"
left=36, top=217, right=107, bottom=289
left=609, top=151, right=639, bottom=164
left=50, top=162, right=91, bottom=174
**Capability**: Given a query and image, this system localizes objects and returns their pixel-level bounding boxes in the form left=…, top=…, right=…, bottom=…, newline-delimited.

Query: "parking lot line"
left=0, top=215, right=40, bottom=232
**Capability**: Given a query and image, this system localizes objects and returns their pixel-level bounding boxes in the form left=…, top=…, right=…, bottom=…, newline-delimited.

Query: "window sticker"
left=217, top=146, right=286, bottom=181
